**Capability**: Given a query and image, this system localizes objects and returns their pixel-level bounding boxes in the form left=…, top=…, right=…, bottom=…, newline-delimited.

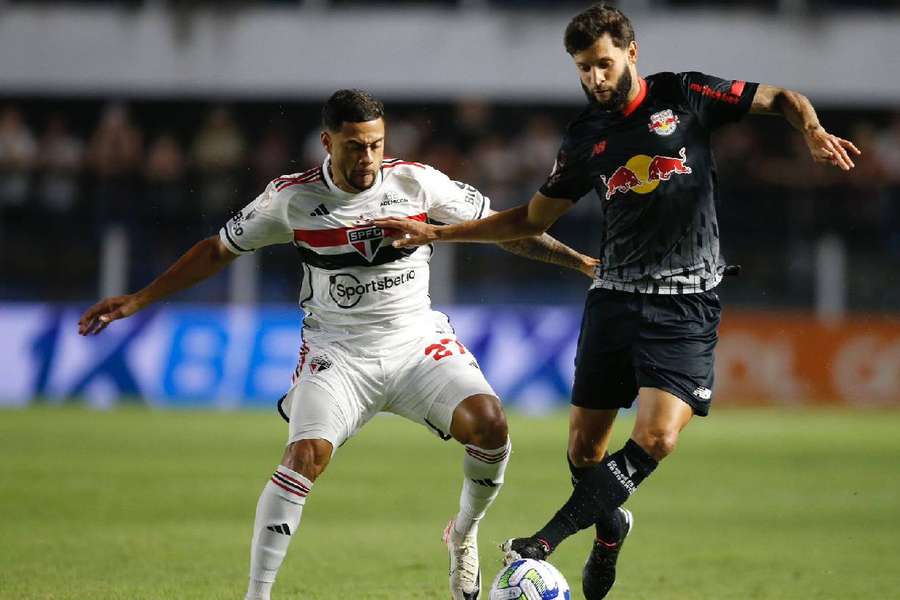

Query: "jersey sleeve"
left=423, top=167, right=491, bottom=225
left=219, top=183, right=293, bottom=255
left=538, top=138, right=593, bottom=202
left=677, top=72, right=759, bottom=131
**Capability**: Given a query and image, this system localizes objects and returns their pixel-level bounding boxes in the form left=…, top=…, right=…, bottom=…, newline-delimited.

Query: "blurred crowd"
left=5, top=1, right=898, bottom=10
left=1, top=100, right=899, bottom=310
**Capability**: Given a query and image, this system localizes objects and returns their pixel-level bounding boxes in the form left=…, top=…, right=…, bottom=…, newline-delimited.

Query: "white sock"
left=245, top=465, right=312, bottom=600
left=454, top=439, right=511, bottom=539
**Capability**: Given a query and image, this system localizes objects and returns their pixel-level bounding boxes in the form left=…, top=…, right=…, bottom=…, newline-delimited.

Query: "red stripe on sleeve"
left=730, top=80, right=746, bottom=96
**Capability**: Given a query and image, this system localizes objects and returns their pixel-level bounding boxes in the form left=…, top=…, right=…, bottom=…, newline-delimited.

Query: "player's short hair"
left=564, top=3, right=635, bottom=55
left=321, top=89, right=385, bottom=132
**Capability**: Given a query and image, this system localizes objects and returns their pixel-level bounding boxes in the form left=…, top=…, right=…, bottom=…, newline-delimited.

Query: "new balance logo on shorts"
left=309, top=204, right=330, bottom=217
left=266, top=523, right=292, bottom=535
left=693, top=386, right=712, bottom=400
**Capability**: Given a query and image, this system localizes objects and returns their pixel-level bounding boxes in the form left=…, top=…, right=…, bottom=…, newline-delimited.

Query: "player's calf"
left=245, top=438, right=332, bottom=600
left=445, top=394, right=511, bottom=599
left=282, top=437, right=333, bottom=481
left=449, top=395, right=511, bottom=537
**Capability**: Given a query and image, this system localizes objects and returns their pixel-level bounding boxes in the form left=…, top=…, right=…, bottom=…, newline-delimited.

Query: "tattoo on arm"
left=497, top=234, right=588, bottom=273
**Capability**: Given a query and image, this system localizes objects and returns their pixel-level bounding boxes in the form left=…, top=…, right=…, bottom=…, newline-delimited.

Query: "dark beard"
left=582, top=68, right=633, bottom=112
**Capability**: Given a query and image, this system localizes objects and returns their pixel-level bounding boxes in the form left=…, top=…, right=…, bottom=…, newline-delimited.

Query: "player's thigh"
left=572, top=288, right=641, bottom=411
left=634, top=291, right=720, bottom=416
left=387, top=334, right=497, bottom=442
left=632, top=387, right=694, bottom=435
left=281, top=343, right=383, bottom=455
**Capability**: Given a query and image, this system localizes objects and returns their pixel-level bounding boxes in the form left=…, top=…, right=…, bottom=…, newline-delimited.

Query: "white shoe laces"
left=451, top=535, right=480, bottom=586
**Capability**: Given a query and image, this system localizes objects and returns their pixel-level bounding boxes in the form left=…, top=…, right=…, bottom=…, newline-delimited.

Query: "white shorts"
left=277, top=312, right=497, bottom=453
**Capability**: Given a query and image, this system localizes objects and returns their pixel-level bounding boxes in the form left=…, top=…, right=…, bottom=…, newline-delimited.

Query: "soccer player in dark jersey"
left=376, top=4, right=861, bottom=599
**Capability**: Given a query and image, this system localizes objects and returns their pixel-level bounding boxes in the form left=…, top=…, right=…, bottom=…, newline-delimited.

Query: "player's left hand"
left=373, top=217, right=439, bottom=248
left=804, top=126, right=861, bottom=171
left=580, top=255, right=600, bottom=278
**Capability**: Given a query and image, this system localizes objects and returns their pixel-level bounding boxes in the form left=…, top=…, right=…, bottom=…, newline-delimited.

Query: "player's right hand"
left=373, top=217, right=439, bottom=248
left=804, top=126, right=861, bottom=171
left=78, top=294, right=144, bottom=336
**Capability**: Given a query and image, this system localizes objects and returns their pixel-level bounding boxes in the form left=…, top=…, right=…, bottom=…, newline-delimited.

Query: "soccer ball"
left=489, top=558, right=571, bottom=600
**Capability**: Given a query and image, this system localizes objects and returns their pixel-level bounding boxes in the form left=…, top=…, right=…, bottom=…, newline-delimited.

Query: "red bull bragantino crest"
left=648, top=109, right=679, bottom=136
left=599, top=147, right=692, bottom=201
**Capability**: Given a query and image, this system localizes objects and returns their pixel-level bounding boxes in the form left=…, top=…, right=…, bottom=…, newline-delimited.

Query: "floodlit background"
left=2, top=0, right=899, bottom=410
left=1, top=2, right=899, bottom=599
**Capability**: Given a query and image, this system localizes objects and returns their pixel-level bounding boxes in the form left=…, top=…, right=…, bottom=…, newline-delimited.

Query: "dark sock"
left=568, top=453, right=620, bottom=541
left=537, top=440, right=658, bottom=550
left=567, top=453, right=599, bottom=486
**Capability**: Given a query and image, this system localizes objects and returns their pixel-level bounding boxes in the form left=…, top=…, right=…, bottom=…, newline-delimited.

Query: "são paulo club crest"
left=308, top=354, right=333, bottom=375
left=347, top=226, right=384, bottom=262
left=648, top=109, right=679, bottom=136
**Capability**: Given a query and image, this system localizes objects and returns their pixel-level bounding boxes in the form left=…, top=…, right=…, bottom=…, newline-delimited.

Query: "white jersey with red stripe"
left=219, top=157, right=489, bottom=342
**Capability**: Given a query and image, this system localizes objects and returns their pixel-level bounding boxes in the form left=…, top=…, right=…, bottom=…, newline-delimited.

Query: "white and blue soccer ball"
left=489, top=558, right=571, bottom=600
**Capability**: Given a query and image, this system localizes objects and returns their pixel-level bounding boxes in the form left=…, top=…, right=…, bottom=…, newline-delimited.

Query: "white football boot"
left=443, top=519, right=481, bottom=599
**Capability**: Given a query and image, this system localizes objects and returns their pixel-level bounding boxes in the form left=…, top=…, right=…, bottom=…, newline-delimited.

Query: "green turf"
left=1, top=407, right=899, bottom=599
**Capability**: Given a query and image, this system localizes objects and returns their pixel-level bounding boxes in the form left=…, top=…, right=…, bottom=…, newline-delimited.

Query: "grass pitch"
left=1, top=407, right=899, bottom=599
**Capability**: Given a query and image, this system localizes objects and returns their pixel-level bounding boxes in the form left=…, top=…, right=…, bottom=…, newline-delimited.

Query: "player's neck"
left=624, top=72, right=643, bottom=106
left=619, top=74, right=647, bottom=117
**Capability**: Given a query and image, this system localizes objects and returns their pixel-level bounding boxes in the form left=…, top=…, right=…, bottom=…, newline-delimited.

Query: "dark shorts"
left=571, top=288, right=721, bottom=416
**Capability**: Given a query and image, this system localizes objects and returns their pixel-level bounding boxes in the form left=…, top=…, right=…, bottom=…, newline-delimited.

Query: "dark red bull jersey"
left=541, top=71, right=759, bottom=294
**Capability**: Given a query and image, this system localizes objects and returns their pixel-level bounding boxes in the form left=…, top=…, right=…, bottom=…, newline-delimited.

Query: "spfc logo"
left=648, top=109, right=679, bottom=136
left=309, top=355, right=333, bottom=375
left=347, top=226, right=384, bottom=262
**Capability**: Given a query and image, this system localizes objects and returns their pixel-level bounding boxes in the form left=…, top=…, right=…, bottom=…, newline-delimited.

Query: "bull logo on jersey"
left=599, top=147, right=692, bottom=200
left=648, top=109, right=679, bottom=136
left=346, top=226, right=384, bottom=262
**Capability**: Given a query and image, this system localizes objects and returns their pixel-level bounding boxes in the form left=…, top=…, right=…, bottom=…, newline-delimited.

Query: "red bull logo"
left=599, top=147, right=692, bottom=200
left=648, top=109, right=679, bottom=136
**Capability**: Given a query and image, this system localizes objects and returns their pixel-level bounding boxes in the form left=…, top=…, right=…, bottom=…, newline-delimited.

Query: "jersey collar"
left=621, top=77, right=648, bottom=118
left=322, top=156, right=383, bottom=198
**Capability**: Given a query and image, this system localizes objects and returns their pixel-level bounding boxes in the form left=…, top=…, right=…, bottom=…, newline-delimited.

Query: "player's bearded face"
left=323, top=119, right=385, bottom=192
left=582, top=66, right=632, bottom=111
left=573, top=36, right=638, bottom=112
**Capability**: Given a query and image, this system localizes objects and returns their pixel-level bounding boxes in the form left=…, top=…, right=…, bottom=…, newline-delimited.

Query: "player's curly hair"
left=321, top=89, right=385, bottom=132
left=564, top=3, right=635, bottom=54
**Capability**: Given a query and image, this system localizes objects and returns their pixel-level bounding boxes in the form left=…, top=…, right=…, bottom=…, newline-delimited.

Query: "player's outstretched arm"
left=375, top=192, right=574, bottom=248
left=750, top=84, right=861, bottom=171
left=496, top=234, right=598, bottom=279
left=78, top=236, right=238, bottom=335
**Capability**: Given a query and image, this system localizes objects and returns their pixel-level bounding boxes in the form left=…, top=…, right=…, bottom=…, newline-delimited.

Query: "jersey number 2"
left=425, top=338, right=467, bottom=361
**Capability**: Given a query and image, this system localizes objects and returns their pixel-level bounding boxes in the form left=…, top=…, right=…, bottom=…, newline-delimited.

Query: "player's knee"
left=283, top=438, right=332, bottom=482
left=568, top=433, right=605, bottom=467
left=472, top=403, right=508, bottom=449
left=453, top=394, right=508, bottom=448
left=633, top=428, right=679, bottom=461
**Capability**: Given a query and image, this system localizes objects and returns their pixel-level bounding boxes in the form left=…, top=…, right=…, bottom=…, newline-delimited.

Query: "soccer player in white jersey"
left=78, top=89, right=597, bottom=600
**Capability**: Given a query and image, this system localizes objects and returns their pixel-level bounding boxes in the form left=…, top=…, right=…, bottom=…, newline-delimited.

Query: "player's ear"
left=628, top=41, right=638, bottom=64
left=320, top=131, right=332, bottom=155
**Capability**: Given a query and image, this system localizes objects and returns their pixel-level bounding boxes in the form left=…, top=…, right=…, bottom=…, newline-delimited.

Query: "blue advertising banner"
left=1, top=304, right=581, bottom=413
